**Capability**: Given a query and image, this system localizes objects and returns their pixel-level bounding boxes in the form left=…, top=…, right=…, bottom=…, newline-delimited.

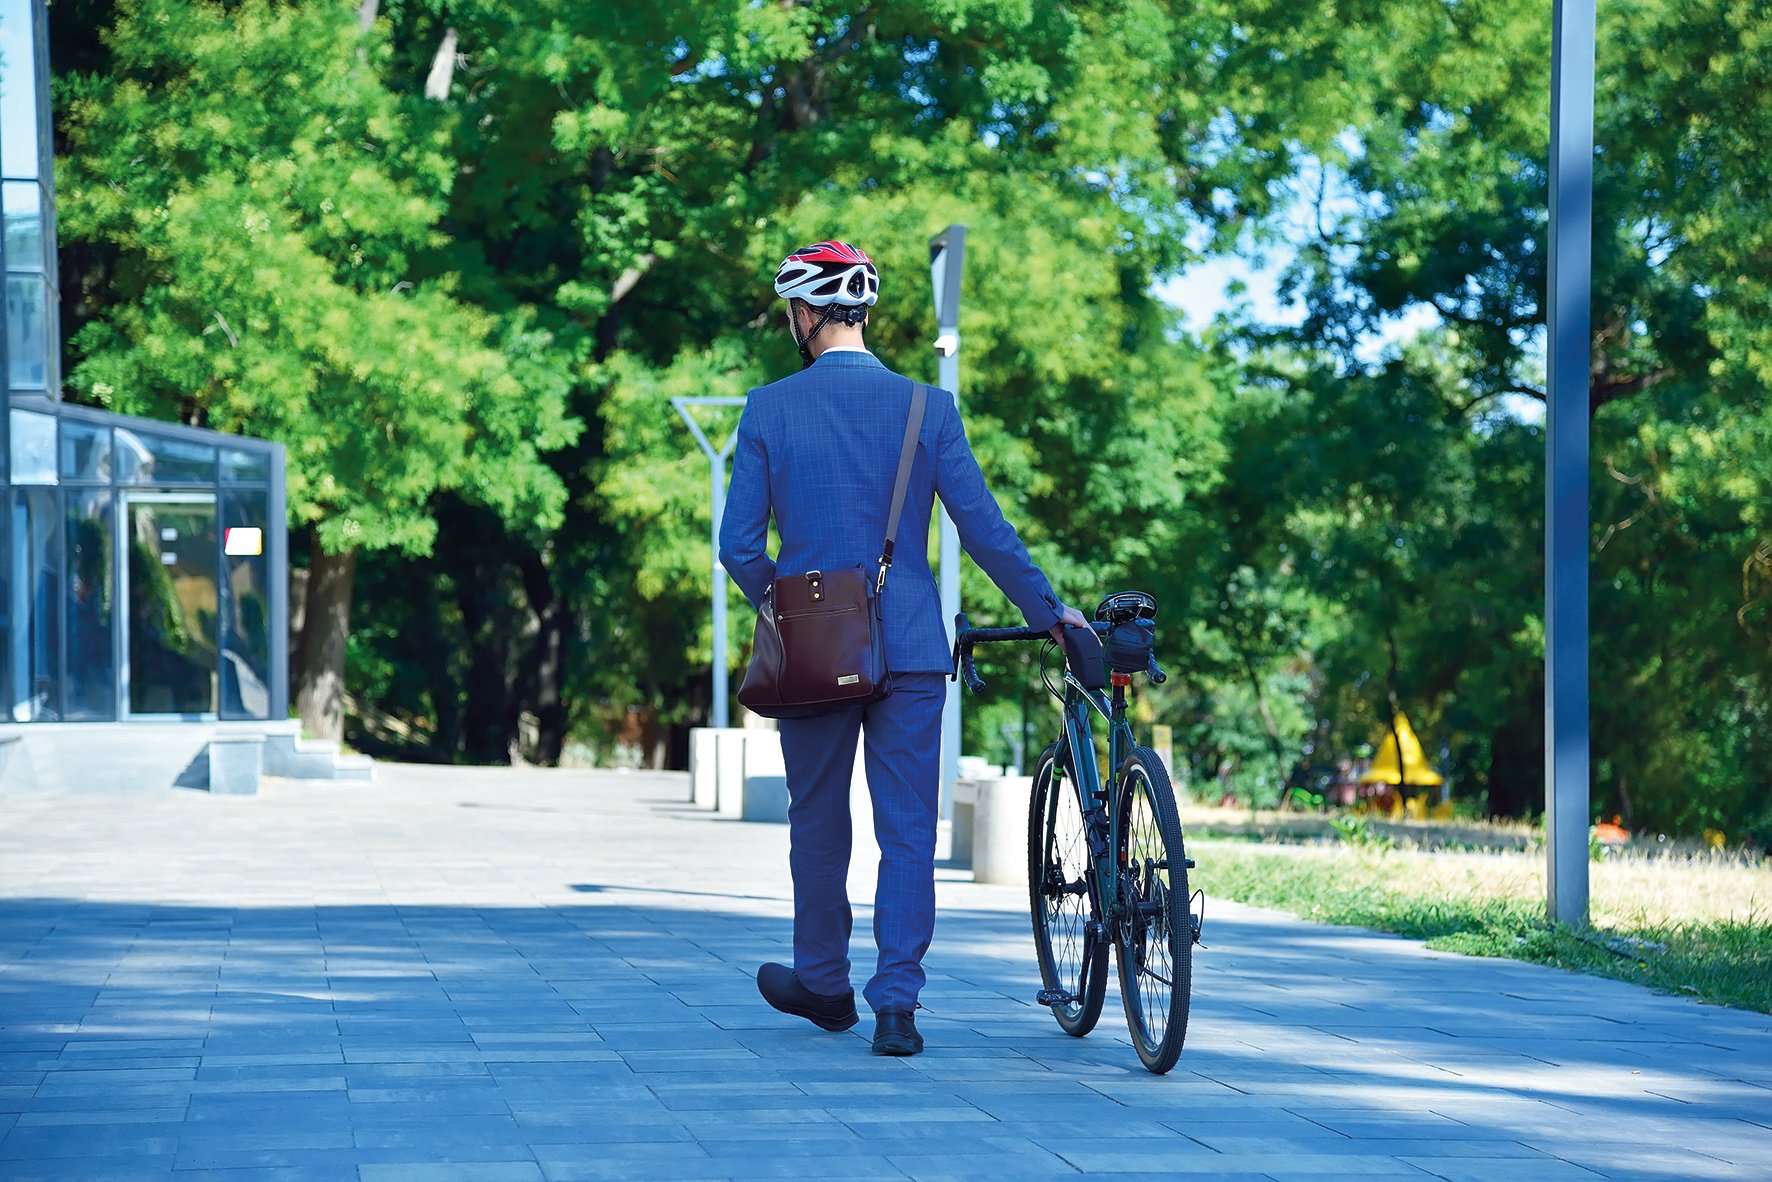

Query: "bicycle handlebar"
left=951, top=613, right=1168, bottom=694
left=950, top=613, right=1046, bottom=694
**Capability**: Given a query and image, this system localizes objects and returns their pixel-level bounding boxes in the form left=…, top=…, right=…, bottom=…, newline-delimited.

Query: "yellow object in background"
left=1703, top=828, right=1727, bottom=850
left=1360, top=713, right=1445, bottom=788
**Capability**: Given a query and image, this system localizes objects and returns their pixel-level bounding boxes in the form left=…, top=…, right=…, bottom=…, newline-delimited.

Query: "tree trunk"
left=294, top=535, right=357, bottom=742
left=518, top=548, right=570, bottom=766
left=1487, top=705, right=1544, bottom=820
left=457, top=588, right=515, bottom=764
left=424, top=27, right=458, bottom=100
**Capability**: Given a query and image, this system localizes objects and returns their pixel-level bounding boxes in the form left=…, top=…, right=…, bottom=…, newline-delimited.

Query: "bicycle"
left=952, top=590, right=1201, bottom=1074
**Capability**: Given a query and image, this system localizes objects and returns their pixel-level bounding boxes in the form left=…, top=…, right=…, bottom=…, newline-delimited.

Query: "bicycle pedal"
left=1036, top=988, right=1077, bottom=1007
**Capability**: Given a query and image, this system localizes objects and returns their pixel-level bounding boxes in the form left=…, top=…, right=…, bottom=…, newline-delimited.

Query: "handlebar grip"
left=1146, top=653, right=1168, bottom=685
left=953, top=611, right=987, bottom=692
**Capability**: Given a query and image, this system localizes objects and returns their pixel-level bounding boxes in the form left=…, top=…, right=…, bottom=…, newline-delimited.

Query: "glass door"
left=121, top=492, right=219, bottom=717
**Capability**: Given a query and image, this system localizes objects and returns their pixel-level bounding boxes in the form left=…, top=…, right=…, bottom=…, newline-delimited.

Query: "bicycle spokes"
left=1027, top=745, right=1108, bottom=1037
left=1114, top=750, right=1192, bottom=1073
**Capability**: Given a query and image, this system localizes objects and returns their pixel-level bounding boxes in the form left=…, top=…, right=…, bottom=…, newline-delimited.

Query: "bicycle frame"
left=1053, top=670, right=1139, bottom=935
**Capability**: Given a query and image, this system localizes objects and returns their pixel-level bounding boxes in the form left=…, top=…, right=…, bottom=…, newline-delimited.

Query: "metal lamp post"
left=930, top=224, right=967, bottom=818
left=673, top=396, right=748, bottom=730
left=1546, top=0, right=1595, bottom=927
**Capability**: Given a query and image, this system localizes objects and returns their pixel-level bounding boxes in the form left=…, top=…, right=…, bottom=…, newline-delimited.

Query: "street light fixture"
left=929, top=224, right=967, bottom=818
left=673, top=396, right=748, bottom=730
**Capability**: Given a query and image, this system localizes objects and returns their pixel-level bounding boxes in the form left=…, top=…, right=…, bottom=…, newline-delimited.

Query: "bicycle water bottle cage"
left=1061, top=626, right=1108, bottom=690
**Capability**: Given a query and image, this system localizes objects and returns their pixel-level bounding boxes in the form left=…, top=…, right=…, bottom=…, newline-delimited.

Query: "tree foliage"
left=49, top=1, right=1772, bottom=839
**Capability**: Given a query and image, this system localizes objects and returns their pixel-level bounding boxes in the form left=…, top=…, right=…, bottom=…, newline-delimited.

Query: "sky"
left=1155, top=242, right=1443, bottom=365
left=1154, top=197, right=1544, bottom=424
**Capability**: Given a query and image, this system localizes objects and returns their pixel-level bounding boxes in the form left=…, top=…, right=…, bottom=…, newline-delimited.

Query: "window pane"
left=65, top=489, right=116, bottom=720
left=220, top=447, right=270, bottom=484
left=114, top=427, right=216, bottom=484
left=0, top=0, right=40, bottom=181
left=6, top=271, right=47, bottom=388
left=59, top=419, right=110, bottom=482
left=8, top=487, right=61, bottom=721
left=220, top=490, right=271, bottom=719
left=0, top=486, right=9, bottom=708
left=8, top=406, right=53, bottom=483
left=3, top=179, right=41, bottom=268
left=126, top=496, right=218, bottom=716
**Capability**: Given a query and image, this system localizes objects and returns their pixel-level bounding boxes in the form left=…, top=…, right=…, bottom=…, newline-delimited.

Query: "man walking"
left=719, top=240, right=1084, bottom=1055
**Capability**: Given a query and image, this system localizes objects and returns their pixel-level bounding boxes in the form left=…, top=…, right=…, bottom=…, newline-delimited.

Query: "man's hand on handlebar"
left=1049, top=604, right=1088, bottom=643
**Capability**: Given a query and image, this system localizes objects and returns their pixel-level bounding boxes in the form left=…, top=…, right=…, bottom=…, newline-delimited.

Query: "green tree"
left=343, top=1, right=1240, bottom=763
left=55, top=0, right=576, bottom=740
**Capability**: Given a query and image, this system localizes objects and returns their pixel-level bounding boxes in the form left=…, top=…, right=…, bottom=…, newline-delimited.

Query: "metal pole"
left=931, top=225, right=967, bottom=820
left=936, top=346, right=961, bottom=816
left=673, top=397, right=746, bottom=731
left=1545, top=0, right=1594, bottom=928
left=709, top=458, right=729, bottom=729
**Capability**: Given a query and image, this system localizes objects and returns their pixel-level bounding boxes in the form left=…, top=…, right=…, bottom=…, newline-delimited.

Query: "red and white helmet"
left=773, top=241, right=880, bottom=307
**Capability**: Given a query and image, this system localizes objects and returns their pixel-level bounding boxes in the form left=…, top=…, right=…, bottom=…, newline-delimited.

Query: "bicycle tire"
left=1027, top=740, right=1108, bottom=1037
left=1112, top=746, right=1192, bottom=1073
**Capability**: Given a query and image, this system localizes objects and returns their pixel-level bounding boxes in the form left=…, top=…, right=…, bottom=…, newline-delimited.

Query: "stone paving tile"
left=4, top=1158, right=181, bottom=1182
left=3, top=765, right=1770, bottom=1181
left=1408, top=1160, right=1605, bottom=1181
left=358, top=1165, right=545, bottom=1182
left=11, top=1106, right=189, bottom=1126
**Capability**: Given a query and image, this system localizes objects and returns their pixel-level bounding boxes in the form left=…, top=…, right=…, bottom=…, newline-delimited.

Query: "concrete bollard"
left=952, top=775, right=1034, bottom=886
left=741, top=731, right=789, bottom=823
left=688, top=727, right=719, bottom=808
left=714, top=730, right=749, bottom=819
left=206, top=736, right=265, bottom=795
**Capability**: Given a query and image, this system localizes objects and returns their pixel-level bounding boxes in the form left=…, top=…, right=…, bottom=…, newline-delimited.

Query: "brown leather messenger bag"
left=737, top=382, right=930, bottom=720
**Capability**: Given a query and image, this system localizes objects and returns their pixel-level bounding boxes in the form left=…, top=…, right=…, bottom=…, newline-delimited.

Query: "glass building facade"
left=1, top=0, right=288, bottom=723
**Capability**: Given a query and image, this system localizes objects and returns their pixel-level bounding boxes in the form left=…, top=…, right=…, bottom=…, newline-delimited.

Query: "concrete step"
left=263, top=733, right=376, bottom=782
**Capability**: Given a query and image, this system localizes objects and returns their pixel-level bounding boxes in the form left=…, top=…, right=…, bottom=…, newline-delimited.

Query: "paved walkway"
left=1, top=766, right=1767, bottom=1182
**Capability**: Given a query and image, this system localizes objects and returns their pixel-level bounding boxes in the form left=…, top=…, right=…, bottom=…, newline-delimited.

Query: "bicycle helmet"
left=773, top=241, right=879, bottom=307
left=773, top=241, right=879, bottom=367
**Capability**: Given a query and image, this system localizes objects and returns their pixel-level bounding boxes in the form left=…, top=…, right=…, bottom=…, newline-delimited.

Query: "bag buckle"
left=805, top=570, right=823, bottom=601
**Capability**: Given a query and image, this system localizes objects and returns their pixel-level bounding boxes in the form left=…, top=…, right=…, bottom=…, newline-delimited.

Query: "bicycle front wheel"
left=1113, top=746, right=1192, bottom=1073
left=1027, top=741, right=1108, bottom=1037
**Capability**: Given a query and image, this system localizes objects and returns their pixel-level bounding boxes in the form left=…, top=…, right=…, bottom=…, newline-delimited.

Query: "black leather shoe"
left=756, top=963, right=858, bottom=1032
left=872, top=1008, right=923, bottom=1056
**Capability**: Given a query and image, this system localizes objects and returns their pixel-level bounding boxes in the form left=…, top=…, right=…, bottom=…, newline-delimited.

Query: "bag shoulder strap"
left=875, top=380, right=930, bottom=591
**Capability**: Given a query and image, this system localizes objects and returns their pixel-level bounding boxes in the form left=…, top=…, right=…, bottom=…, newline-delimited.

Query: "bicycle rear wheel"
left=1027, top=741, right=1108, bottom=1037
left=1113, top=746, right=1192, bottom=1073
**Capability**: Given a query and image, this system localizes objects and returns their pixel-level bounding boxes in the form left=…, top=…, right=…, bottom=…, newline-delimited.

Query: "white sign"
left=224, top=527, right=264, bottom=557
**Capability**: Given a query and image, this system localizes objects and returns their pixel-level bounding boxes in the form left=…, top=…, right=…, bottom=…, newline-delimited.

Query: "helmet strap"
left=789, top=300, right=841, bottom=369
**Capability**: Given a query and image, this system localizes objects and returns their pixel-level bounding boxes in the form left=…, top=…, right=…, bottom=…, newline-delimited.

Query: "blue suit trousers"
left=778, top=672, right=946, bottom=1013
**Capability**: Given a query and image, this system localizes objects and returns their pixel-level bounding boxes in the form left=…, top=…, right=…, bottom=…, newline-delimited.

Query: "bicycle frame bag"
left=1061, top=625, right=1108, bottom=691
left=737, top=382, right=929, bottom=720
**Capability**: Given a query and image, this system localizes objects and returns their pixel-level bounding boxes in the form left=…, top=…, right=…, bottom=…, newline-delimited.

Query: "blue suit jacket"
left=719, top=349, right=1063, bottom=673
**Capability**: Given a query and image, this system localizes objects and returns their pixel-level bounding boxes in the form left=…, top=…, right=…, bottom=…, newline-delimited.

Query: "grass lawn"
left=1187, top=834, right=1772, bottom=1014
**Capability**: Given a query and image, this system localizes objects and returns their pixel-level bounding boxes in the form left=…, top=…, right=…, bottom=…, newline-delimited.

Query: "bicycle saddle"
left=1095, top=590, right=1158, bottom=624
